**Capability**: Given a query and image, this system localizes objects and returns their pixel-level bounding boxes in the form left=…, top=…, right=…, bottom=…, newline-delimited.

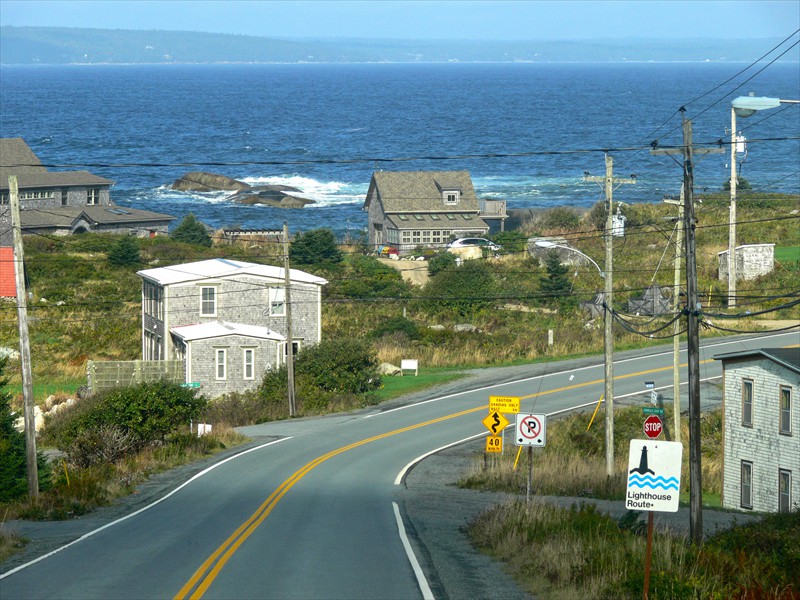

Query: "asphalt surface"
left=2, top=359, right=761, bottom=597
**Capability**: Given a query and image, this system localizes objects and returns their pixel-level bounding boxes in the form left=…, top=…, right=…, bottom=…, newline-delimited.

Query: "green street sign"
left=643, top=407, right=664, bottom=416
left=182, top=382, right=201, bottom=388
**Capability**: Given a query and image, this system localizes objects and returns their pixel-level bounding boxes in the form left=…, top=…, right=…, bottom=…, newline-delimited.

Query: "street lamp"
left=728, top=95, right=799, bottom=308
left=534, top=239, right=614, bottom=476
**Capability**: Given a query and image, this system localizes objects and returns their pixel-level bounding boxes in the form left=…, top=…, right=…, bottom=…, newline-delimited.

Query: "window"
left=86, top=188, right=100, bottom=205
left=779, top=470, right=792, bottom=513
left=143, top=283, right=163, bottom=320
left=270, top=287, right=285, bottom=316
left=201, top=287, right=217, bottom=316
left=740, top=461, right=753, bottom=509
left=780, top=386, right=791, bottom=435
left=215, top=349, right=227, bottom=380
left=61, top=190, right=68, bottom=206
left=243, top=349, right=255, bottom=380
left=20, top=190, right=54, bottom=200
left=443, top=190, right=460, bottom=204
left=742, top=379, right=753, bottom=426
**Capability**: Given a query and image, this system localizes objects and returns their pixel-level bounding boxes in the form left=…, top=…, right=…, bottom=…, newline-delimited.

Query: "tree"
left=427, top=250, right=457, bottom=276
left=722, top=177, right=751, bottom=191
left=107, top=234, right=141, bottom=267
left=171, top=213, right=212, bottom=247
left=289, top=228, right=342, bottom=265
left=420, top=259, right=496, bottom=316
left=539, top=250, right=576, bottom=309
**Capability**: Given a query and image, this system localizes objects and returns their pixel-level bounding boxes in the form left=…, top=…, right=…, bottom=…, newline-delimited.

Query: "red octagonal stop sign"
left=643, top=414, right=663, bottom=439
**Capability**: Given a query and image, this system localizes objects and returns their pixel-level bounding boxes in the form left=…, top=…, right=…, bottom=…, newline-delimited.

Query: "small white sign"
left=514, top=413, right=546, bottom=446
left=625, top=439, right=683, bottom=512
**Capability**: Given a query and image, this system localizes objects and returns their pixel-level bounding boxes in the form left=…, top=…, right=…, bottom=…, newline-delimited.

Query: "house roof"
left=18, top=206, right=175, bottom=229
left=385, top=212, right=489, bottom=231
left=364, top=171, right=480, bottom=213
left=713, top=347, right=800, bottom=374
left=137, top=258, right=328, bottom=287
left=171, top=321, right=285, bottom=342
left=1, top=138, right=114, bottom=189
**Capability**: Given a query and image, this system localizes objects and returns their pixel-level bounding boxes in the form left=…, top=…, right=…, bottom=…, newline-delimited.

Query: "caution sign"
left=485, top=435, right=503, bottom=453
left=489, top=395, right=520, bottom=414
left=625, top=440, right=683, bottom=512
left=482, top=411, right=510, bottom=436
left=514, top=413, right=546, bottom=446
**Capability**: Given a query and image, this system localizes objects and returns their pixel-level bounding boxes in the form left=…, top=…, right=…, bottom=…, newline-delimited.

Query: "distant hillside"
left=1, top=27, right=797, bottom=64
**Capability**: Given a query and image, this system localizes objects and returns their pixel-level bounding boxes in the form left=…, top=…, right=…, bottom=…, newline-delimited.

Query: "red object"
left=0, top=247, right=16, bottom=297
left=643, top=415, right=663, bottom=439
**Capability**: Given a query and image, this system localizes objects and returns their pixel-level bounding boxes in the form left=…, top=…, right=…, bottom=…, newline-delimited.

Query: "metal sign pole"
left=643, top=511, right=654, bottom=599
left=527, top=446, right=533, bottom=504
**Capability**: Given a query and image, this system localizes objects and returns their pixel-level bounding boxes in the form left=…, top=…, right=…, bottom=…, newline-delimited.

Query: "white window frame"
left=86, top=188, right=100, bottom=205
left=742, top=379, right=753, bottom=427
left=215, top=348, right=227, bottom=380
left=443, top=190, right=460, bottom=205
left=740, top=460, right=753, bottom=509
left=201, top=286, right=217, bottom=316
left=779, top=386, right=791, bottom=435
left=778, top=469, right=791, bottom=513
left=243, top=348, right=255, bottom=381
left=270, top=287, right=286, bottom=316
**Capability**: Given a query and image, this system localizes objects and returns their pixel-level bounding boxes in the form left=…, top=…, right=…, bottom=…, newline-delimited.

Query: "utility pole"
left=652, top=113, right=723, bottom=545
left=584, top=154, right=635, bottom=477
left=282, top=223, right=296, bottom=417
left=9, top=176, right=39, bottom=498
left=663, top=188, right=684, bottom=443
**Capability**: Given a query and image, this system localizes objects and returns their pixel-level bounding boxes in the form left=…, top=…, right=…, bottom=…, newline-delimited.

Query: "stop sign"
left=643, top=415, right=663, bottom=439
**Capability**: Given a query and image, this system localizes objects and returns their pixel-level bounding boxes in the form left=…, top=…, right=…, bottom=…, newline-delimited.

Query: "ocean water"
left=1, top=62, right=798, bottom=237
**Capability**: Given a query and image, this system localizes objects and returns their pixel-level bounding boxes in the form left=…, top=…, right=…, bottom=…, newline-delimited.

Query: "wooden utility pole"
left=663, top=189, right=684, bottom=444
left=652, top=115, right=723, bottom=545
left=584, top=154, right=635, bottom=477
left=9, top=176, right=39, bottom=498
left=282, top=223, right=296, bottom=417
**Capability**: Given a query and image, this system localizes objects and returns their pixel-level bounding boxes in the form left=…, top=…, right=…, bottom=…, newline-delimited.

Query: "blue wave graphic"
left=627, top=474, right=679, bottom=490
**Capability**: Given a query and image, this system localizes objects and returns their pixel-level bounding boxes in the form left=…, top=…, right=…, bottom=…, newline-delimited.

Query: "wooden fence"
left=87, top=360, right=185, bottom=394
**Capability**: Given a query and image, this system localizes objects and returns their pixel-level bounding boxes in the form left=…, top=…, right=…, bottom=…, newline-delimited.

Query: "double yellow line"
left=174, top=406, right=479, bottom=599
left=175, top=357, right=722, bottom=598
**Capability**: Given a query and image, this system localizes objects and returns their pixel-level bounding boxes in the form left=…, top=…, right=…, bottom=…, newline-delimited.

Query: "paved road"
left=1, top=331, right=795, bottom=599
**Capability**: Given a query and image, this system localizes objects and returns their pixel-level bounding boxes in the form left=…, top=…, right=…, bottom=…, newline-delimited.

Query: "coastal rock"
left=171, top=171, right=249, bottom=192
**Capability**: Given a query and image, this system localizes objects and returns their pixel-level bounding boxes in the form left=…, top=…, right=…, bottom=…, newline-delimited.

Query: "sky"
left=0, top=0, right=798, bottom=40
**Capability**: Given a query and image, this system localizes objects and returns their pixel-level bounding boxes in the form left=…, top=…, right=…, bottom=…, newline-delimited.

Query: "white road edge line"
left=367, top=331, right=789, bottom=420
left=0, top=437, right=292, bottom=579
left=393, top=502, right=435, bottom=600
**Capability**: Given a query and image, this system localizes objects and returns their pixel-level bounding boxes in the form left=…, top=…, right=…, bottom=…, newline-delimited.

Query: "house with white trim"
left=715, top=347, right=799, bottom=513
left=137, top=258, right=327, bottom=397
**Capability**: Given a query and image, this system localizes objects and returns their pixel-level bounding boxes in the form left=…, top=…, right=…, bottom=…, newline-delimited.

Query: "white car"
left=447, top=237, right=502, bottom=252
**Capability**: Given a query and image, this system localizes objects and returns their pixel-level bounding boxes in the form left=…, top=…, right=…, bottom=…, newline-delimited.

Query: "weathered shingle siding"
left=722, top=357, right=799, bottom=512
left=186, top=335, right=279, bottom=397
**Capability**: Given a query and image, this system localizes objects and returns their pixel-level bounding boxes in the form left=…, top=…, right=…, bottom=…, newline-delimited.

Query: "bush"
left=107, top=235, right=141, bottom=267
left=370, top=316, right=420, bottom=340
left=289, top=228, right=343, bottom=265
left=44, top=381, right=207, bottom=465
left=332, top=255, right=412, bottom=299
left=419, top=259, right=497, bottom=316
left=0, top=358, right=50, bottom=501
left=294, top=338, right=381, bottom=394
left=427, top=251, right=457, bottom=276
left=170, top=213, right=212, bottom=247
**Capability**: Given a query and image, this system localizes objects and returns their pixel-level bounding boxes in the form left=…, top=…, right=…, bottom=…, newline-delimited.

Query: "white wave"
left=239, top=175, right=368, bottom=206
left=152, top=185, right=233, bottom=204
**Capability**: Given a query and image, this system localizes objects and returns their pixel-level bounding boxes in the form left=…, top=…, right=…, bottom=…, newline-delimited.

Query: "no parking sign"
left=514, top=413, right=546, bottom=446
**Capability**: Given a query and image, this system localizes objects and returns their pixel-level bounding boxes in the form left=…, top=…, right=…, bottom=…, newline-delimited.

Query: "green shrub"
left=419, top=259, right=497, bottom=316
left=427, top=251, right=457, bottom=276
left=107, top=235, right=141, bottom=267
left=294, top=338, right=381, bottom=394
left=332, top=255, right=411, bottom=299
left=0, top=358, right=50, bottom=501
left=170, top=213, right=212, bottom=247
left=289, top=228, right=343, bottom=265
left=44, top=381, right=207, bottom=465
left=370, top=316, right=420, bottom=340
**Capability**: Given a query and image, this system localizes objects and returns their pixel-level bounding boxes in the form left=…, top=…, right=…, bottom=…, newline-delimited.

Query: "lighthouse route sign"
left=625, top=439, right=683, bottom=512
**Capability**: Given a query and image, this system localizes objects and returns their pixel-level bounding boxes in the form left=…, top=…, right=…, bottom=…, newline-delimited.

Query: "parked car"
left=447, top=237, right=502, bottom=252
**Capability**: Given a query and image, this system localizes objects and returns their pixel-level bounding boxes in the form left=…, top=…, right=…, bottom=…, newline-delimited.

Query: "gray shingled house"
left=715, top=348, right=799, bottom=513
left=363, top=171, right=492, bottom=254
left=137, top=258, right=328, bottom=397
left=0, top=137, right=175, bottom=239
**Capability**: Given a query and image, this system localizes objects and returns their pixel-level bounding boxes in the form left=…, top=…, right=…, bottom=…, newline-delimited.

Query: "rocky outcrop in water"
left=171, top=172, right=315, bottom=208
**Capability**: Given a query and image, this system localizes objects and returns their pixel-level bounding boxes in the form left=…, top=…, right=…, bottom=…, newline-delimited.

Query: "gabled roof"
left=364, top=171, right=480, bottom=213
left=18, top=206, right=175, bottom=229
left=171, top=321, right=285, bottom=343
left=385, top=212, right=488, bottom=231
left=714, top=347, right=800, bottom=374
left=0, top=138, right=114, bottom=190
left=137, top=258, right=328, bottom=287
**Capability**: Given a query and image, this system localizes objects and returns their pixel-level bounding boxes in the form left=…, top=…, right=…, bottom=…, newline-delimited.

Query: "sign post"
left=626, top=440, right=683, bottom=599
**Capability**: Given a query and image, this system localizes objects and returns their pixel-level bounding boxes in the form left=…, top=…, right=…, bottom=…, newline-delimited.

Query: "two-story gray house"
left=137, top=258, right=328, bottom=397
left=0, top=137, right=174, bottom=238
left=715, top=348, right=799, bottom=513
left=363, top=171, right=492, bottom=254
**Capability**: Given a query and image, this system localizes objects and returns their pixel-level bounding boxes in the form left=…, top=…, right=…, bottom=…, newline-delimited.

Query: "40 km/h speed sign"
left=514, top=413, right=547, bottom=446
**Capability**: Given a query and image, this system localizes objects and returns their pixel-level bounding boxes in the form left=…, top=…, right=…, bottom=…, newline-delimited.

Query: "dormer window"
left=443, top=190, right=460, bottom=205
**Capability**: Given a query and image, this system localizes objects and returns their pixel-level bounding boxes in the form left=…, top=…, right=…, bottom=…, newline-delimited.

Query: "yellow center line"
left=175, top=357, right=717, bottom=598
